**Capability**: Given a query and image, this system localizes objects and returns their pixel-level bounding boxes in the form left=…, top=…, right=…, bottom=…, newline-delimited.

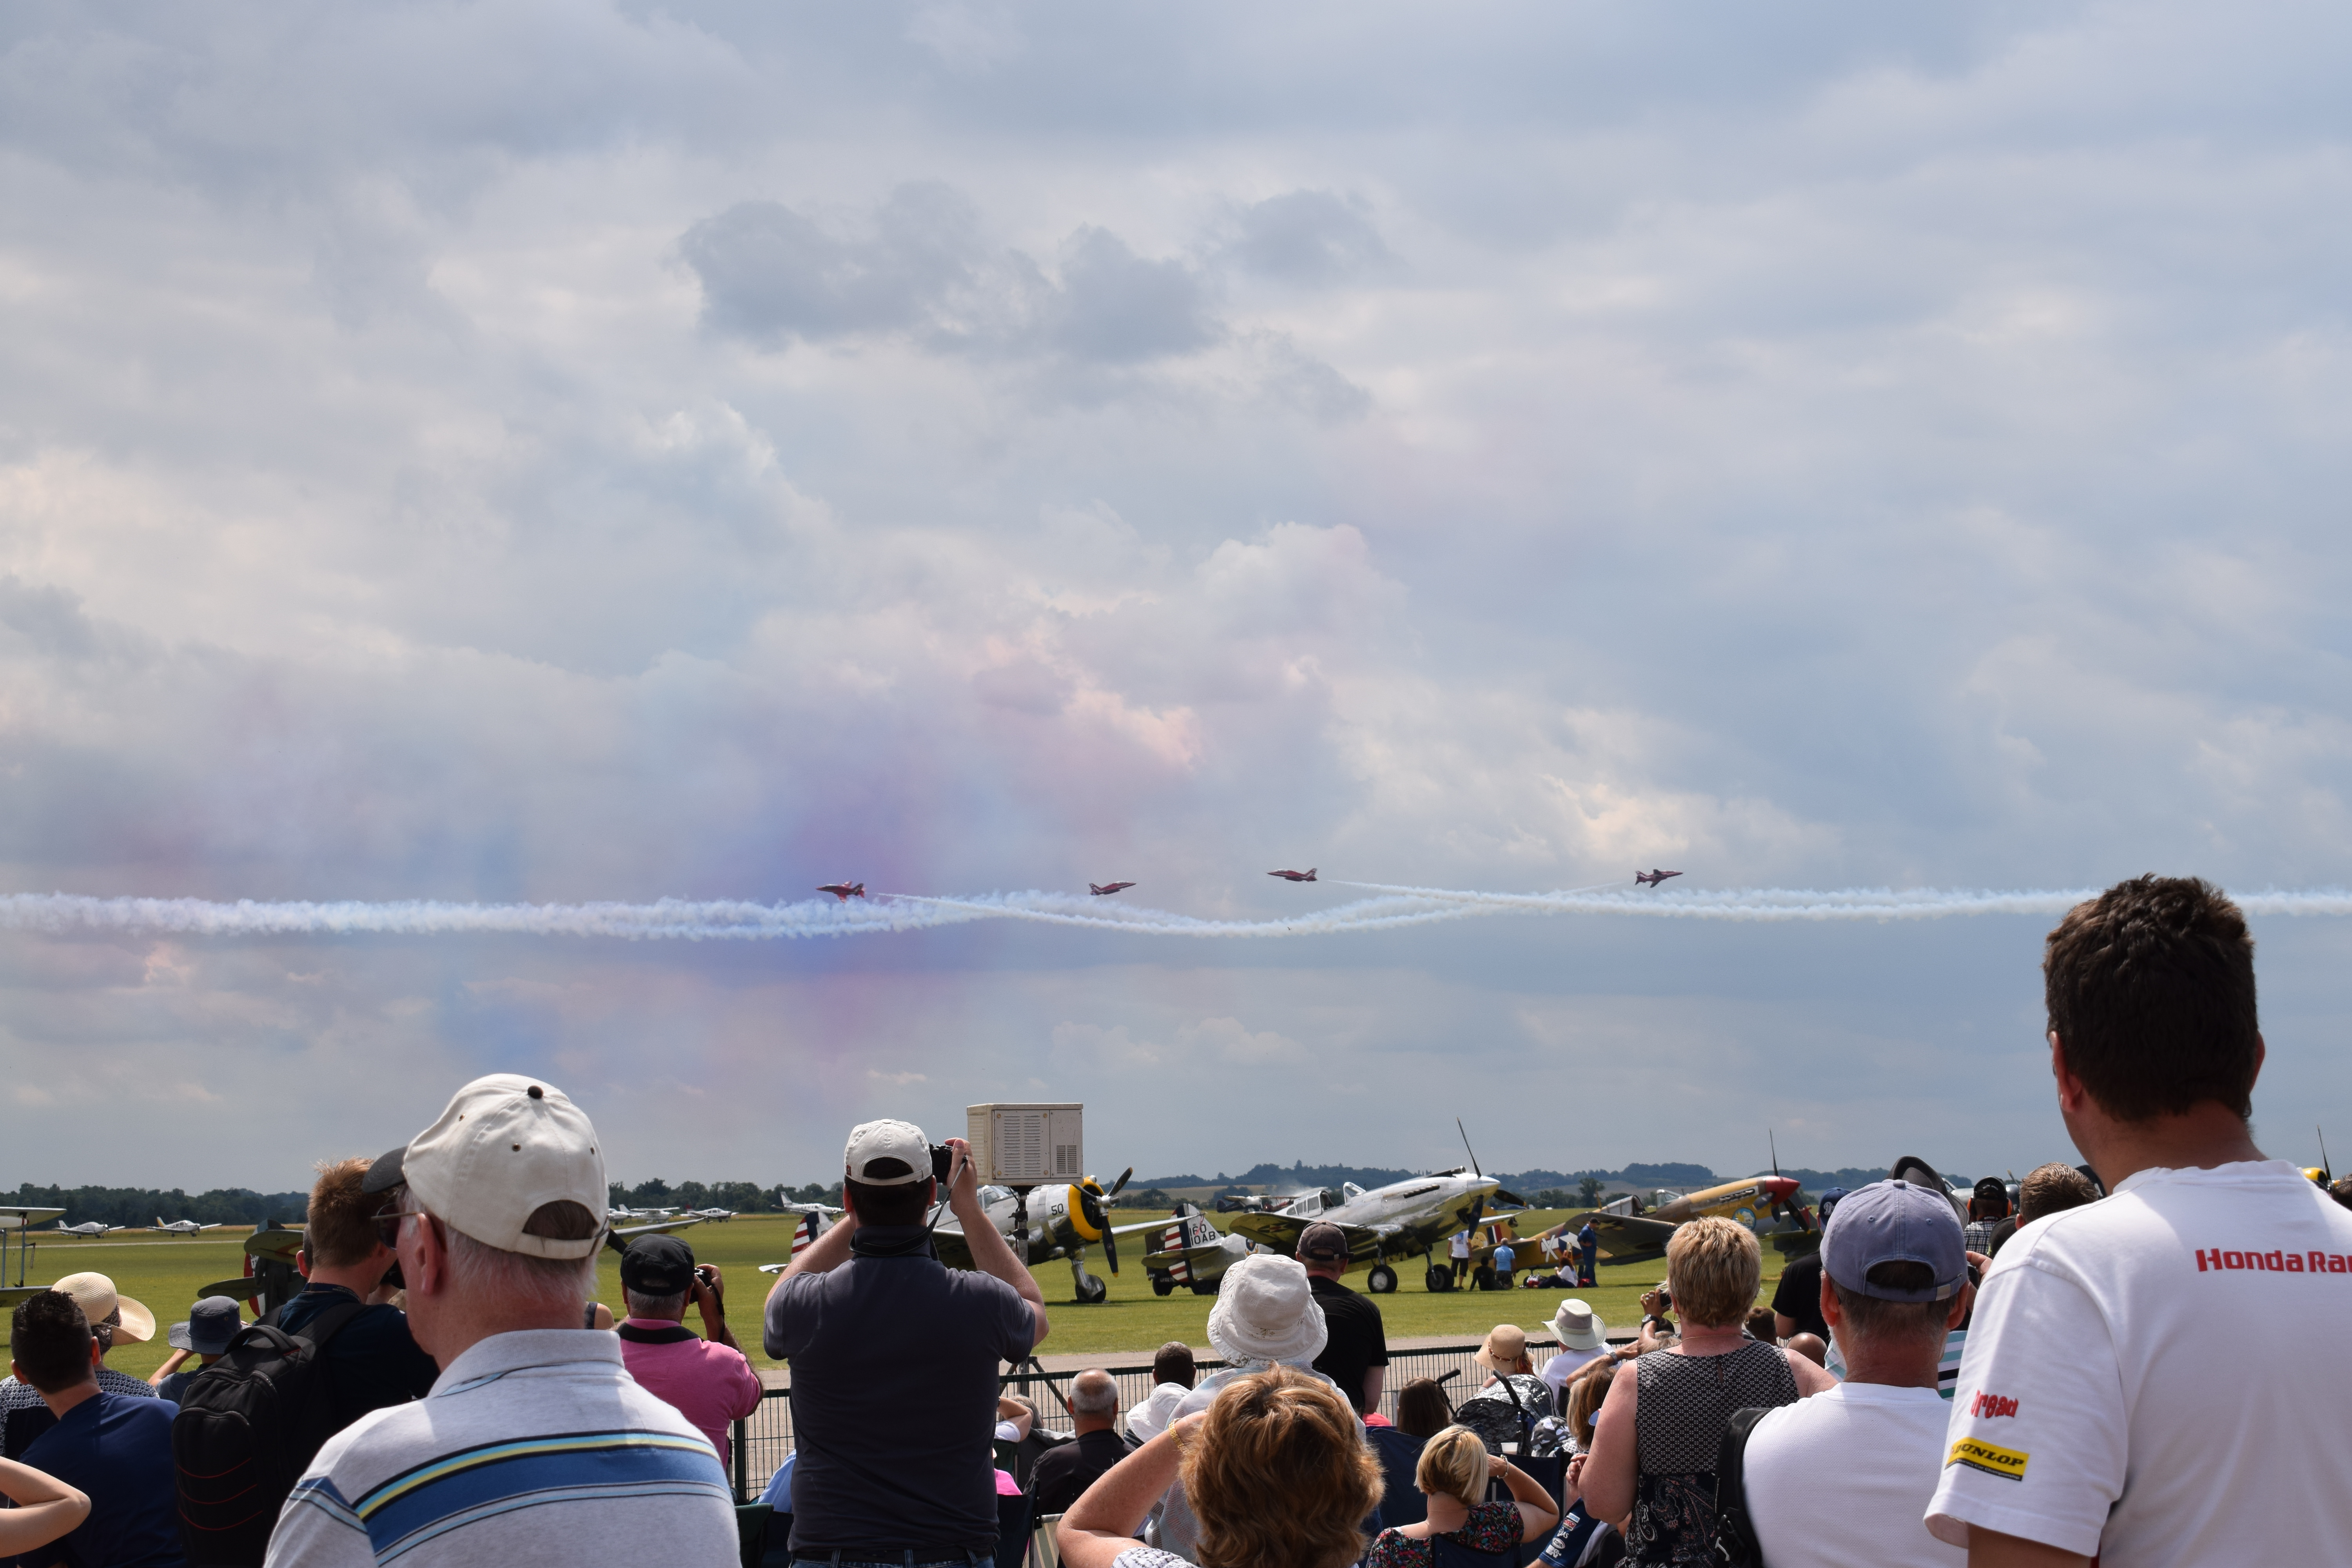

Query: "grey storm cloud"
left=681, top=182, right=1217, bottom=363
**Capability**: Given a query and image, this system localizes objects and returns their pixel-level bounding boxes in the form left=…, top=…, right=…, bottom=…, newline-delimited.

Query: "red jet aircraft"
left=817, top=881, right=867, bottom=902
left=1634, top=869, right=1682, bottom=888
left=1267, top=868, right=1318, bottom=882
left=1089, top=882, right=1135, bottom=896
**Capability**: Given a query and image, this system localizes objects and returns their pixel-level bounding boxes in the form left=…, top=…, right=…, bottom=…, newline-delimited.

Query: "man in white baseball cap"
left=764, top=1118, right=1047, bottom=1568
left=264, top=1074, right=737, bottom=1568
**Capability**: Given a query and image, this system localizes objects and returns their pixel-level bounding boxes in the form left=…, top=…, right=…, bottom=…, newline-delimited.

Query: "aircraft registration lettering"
left=1947, top=1438, right=2028, bottom=1482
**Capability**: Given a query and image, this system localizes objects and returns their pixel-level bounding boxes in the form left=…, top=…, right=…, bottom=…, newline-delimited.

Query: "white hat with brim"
left=53, top=1272, right=154, bottom=1344
left=1549, top=1298, right=1606, bottom=1350
left=1205, top=1254, right=1327, bottom=1366
left=402, top=1074, right=607, bottom=1260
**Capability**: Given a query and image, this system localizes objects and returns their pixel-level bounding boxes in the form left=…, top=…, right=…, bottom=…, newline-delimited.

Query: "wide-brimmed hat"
left=1549, top=1298, right=1606, bottom=1351
left=167, top=1297, right=243, bottom=1356
left=1474, top=1323, right=1530, bottom=1372
left=53, top=1272, right=154, bottom=1344
left=1205, top=1254, right=1327, bottom=1365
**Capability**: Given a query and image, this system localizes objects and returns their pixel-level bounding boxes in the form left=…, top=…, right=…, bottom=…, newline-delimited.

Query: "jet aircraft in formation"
left=1267, top=867, right=1318, bottom=882
left=817, top=881, right=866, bottom=902
left=51, top=1221, right=129, bottom=1239
left=152, top=1218, right=225, bottom=1238
left=1089, top=882, right=1135, bottom=897
left=1634, top=868, right=1682, bottom=888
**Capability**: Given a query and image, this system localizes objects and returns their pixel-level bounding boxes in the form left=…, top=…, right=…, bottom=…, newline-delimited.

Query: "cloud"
left=1222, top=191, right=1391, bottom=283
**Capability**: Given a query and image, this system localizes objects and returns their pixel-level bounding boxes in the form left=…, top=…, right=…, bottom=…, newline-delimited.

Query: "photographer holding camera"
left=617, top=1234, right=763, bottom=1472
left=765, top=1120, right=1048, bottom=1567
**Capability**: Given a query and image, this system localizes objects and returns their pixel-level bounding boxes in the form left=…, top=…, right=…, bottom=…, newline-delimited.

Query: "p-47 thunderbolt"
left=817, top=881, right=866, bottom=902
left=52, top=1221, right=129, bottom=1239
left=930, top=1169, right=1170, bottom=1304
left=1156, top=1168, right=1518, bottom=1296
left=1089, top=882, right=1135, bottom=896
left=1634, top=869, right=1682, bottom=888
left=1267, top=867, right=1318, bottom=882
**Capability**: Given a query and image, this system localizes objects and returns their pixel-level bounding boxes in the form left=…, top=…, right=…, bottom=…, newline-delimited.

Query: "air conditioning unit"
left=967, top=1103, right=1083, bottom=1187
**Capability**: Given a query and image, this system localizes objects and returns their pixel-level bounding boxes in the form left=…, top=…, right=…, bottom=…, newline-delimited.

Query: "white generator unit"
left=966, top=1103, right=1083, bottom=1188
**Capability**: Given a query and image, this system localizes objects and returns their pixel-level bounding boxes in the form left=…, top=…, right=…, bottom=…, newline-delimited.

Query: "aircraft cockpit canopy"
left=978, top=1185, right=1013, bottom=1205
left=1341, top=1182, right=1367, bottom=1203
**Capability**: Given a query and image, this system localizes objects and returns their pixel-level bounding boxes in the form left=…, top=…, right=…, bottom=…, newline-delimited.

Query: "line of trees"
left=3, top=1185, right=312, bottom=1228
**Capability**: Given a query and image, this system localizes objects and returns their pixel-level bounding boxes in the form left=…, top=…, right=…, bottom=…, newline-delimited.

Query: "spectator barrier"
left=730, top=1336, right=1615, bottom=1502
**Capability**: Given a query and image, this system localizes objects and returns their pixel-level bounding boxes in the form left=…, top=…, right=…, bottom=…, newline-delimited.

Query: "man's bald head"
left=1069, top=1368, right=1119, bottom=1430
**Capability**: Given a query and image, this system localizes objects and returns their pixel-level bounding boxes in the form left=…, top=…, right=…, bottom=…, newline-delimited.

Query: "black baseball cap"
left=1973, top=1176, right=2009, bottom=1203
left=620, top=1233, right=697, bottom=1296
left=360, top=1146, right=407, bottom=1195
left=1297, top=1222, right=1349, bottom=1262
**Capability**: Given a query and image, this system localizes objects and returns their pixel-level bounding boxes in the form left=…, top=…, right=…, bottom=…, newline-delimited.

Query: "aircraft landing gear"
left=1425, top=1265, right=1453, bottom=1293
left=1071, top=1256, right=1108, bottom=1305
left=1151, top=1272, right=1176, bottom=1297
left=1189, top=1274, right=1222, bottom=1296
left=1365, top=1263, right=1398, bottom=1295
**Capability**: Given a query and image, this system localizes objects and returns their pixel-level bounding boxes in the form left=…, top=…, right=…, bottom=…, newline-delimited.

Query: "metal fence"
left=731, top=1338, right=1608, bottom=1503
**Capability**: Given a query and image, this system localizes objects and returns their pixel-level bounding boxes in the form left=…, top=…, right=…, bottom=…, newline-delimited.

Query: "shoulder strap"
left=288, top=1299, right=370, bottom=1353
left=1709, top=1406, right=1771, bottom=1568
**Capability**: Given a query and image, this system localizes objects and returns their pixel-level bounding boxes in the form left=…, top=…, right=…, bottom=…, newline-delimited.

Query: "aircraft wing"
left=1109, top=1216, right=1176, bottom=1238
left=1566, top=1210, right=1683, bottom=1262
left=1228, top=1212, right=1390, bottom=1261
left=603, top=1216, right=703, bottom=1253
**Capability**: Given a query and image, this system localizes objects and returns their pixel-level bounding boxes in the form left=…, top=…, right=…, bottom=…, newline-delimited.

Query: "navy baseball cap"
left=1821, top=1180, right=1966, bottom=1302
left=1816, top=1186, right=1850, bottom=1222
left=620, top=1233, right=697, bottom=1296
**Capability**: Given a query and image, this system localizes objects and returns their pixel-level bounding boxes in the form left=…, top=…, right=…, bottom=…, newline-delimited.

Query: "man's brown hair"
left=2018, top=1161, right=2100, bottom=1226
left=1181, top=1369, right=1381, bottom=1568
left=2044, top=875, right=2259, bottom=1122
left=306, top=1157, right=385, bottom=1269
left=843, top=1176, right=933, bottom=1227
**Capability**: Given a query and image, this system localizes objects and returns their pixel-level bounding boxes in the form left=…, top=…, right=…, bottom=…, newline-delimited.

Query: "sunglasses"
left=372, top=1198, right=427, bottom=1252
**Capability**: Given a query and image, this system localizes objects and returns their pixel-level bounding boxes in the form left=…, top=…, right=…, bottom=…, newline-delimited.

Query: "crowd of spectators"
left=5, top=873, right=2347, bottom=1568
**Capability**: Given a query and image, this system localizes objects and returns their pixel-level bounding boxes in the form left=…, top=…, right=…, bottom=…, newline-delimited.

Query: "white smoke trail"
left=2, top=885, right=2345, bottom=943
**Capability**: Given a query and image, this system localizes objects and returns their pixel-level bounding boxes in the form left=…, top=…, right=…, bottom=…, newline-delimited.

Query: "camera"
left=931, top=1144, right=956, bottom=1183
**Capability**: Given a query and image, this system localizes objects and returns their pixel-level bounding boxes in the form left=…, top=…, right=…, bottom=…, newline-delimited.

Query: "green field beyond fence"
left=9, top=1210, right=1778, bottom=1381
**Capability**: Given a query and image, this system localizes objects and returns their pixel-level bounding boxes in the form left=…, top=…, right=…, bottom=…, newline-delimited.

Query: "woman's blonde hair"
left=1664, top=1216, right=1762, bottom=1329
left=1413, top=1425, right=1490, bottom=1509
left=1181, top=1369, right=1381, bottom=1568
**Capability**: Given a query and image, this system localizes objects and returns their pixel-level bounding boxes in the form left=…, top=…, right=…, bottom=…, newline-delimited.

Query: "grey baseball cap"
left=1821, top=1180, right=1967, bottom=1302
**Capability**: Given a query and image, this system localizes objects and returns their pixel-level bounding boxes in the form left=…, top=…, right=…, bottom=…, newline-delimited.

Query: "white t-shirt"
left=1539, top=1345, right=1606, bottom=1401
left=1925, top=1160, right=2352, bottom=1563
left=1450, top=1230, right=1471, bottom=1259
left=1746, top=1381, right=1964, bottom=1568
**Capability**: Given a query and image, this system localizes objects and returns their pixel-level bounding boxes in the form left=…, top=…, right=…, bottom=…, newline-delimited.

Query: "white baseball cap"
left=844, top=1119, right=930, bottom=1185
left=396, top=1074, right=607, bottom=1259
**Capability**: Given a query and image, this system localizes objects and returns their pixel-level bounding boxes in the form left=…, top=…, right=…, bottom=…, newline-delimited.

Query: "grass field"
left=15, top=1211, right=1790, bottom=1381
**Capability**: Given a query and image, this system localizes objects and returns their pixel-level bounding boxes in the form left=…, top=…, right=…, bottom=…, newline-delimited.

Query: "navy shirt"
left=764, top=1226, right=1037, bottom=1554
left=274, top=1284, right=441, bottom=1434
left=19, top=1391, right=185, bottom=1567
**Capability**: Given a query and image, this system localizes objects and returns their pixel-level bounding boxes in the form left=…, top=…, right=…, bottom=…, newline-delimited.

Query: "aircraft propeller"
left=2320, top=1126, right=2334, bottom=1186
left=1078, top=1167, right=1134, bottom=1274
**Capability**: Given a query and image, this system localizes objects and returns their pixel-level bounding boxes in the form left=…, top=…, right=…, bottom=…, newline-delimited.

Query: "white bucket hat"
left=1550, top=1298, right=1606, bottom=1351
left=1205, top=1254, right=1327, bottom=1366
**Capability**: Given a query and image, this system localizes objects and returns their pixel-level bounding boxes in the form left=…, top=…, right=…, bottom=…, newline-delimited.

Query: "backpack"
left=1708, top=1405, right=1772, bottom=1568
left=171, top=1301, right=369, bottom=1565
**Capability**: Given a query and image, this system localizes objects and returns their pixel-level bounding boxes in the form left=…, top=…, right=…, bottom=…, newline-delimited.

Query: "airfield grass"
left=22, top=1211, right=1787, bottom=1381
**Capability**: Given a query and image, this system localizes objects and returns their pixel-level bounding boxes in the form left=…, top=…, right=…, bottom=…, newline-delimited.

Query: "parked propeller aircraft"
left=51, top=1221, right=129, bottom=1239
left=1634, top=869, right=1682, bottom=888
left=1089, top=882, right=1135, bottom=897
left=1156, top=1166, right=1519, bottom=1296
left=687, top=1207, right=736, bottom=1223
left=757, top=1205, right=845, bottom=1278
left=1144, top=1203, right=1253, bottom=1294
left=1531, top=1173, right=1812, bottom=1267
left=932, top=1169, right=1167, bottom=1304
left=607, top=1204, right=679, bottom=1221
left=153, top=1218, right=225, bottom=1238
left=1214, top=1188, right=1332, bottom=1214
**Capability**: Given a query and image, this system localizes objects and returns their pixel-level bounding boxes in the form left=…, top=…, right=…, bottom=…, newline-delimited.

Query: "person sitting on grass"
left=1367, top=1424, right=1561, bottom=1568
left=1057, top=1369, right=1379, bottom=1568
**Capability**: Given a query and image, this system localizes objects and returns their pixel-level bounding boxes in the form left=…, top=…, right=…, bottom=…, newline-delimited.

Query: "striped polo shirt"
left=264, top=1328, right=738, bottom=1567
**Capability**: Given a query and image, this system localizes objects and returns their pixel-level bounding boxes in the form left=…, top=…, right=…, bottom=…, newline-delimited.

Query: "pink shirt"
left=616, top=1318, right=765, bottom=1469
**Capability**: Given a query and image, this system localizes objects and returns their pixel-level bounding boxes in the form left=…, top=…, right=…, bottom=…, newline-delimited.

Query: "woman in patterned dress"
left=1573, top=1219, right=1838, bottom=1566
left=1366, top=1425, right=1561, bottom=1568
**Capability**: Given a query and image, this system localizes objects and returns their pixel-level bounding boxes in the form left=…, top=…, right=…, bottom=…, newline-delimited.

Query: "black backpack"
left=1709, top=1405, right=1773, bottom=1568
left=171, top=1301, right=368, bottom=1566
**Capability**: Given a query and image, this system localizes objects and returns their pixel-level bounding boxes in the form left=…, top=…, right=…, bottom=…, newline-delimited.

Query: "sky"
left=2, top=0, right=2348, bottom=1193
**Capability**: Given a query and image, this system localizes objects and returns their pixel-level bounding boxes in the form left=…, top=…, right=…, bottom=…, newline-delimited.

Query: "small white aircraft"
left=606, top=1205, right=679, bottom=1221
left=52, top=1221, right=130, bottom=1240
left=153, top=1218, right=226, bottom=1238
left=687, top=1207, right=736, bottom=1223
